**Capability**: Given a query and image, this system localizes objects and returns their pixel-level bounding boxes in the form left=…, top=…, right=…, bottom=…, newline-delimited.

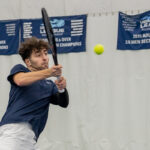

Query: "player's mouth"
left=42, top=63, right=48, bottom=68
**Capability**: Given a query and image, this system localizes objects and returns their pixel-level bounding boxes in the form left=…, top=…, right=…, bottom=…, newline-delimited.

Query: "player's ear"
left=25, top=58, right=31, bottom=67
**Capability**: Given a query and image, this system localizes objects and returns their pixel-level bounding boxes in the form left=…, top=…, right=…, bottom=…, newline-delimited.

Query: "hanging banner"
left=21, top=15, right=87, bottom=53
left=0, top=20, right=20, bottom=55
left=117, top=11, right=150, bottom=50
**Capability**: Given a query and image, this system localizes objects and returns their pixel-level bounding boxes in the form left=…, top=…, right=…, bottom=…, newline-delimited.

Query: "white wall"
left=0, top=0, right=150, bottom=150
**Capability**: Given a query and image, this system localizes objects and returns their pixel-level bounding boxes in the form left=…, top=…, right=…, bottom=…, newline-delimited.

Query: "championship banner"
left=21, top=15, right=87, bottom=53
left=0, top=20, right=20, bottom=55
left=117, top=11, right=150, bottom=50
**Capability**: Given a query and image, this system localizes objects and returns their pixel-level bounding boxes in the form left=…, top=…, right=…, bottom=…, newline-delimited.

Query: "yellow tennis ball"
left=94, top=44, right=104, bottom=55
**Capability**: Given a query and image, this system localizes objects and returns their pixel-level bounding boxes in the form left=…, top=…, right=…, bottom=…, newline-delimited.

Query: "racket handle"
left=57, top=76, right=65, bottom=93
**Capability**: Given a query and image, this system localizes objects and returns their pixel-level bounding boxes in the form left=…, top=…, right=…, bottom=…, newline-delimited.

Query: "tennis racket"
left=41, top=8, right=58, bottom=65
left=41, top=8, right=64, bottom=92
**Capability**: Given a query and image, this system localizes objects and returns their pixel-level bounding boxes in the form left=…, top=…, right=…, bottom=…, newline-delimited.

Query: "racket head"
left=41, top=8, right=58, bottom=65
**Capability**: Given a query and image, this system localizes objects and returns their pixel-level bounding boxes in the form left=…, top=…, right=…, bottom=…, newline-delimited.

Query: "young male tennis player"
left=0, top=37, right=69, bottom=150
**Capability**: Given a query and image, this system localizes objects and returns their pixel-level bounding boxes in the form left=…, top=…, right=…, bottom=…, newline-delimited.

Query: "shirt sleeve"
left=50, top=88, right=69, bottom=108
left=7, top=64, right=29, bottom=85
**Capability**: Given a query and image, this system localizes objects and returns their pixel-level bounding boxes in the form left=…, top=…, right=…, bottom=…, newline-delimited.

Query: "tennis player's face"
left=28, top=48, right=49, bottom=71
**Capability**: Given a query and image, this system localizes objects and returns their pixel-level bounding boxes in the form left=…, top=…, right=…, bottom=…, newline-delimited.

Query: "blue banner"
left=0, top=20, right=20, bottom=55
left=117, top=11, right=150, bottom=50
left=21, top=15, right=87, bottom=53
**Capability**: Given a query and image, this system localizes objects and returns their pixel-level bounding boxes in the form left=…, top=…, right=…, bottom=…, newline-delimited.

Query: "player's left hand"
left=55, top=76, right=66, bottom=90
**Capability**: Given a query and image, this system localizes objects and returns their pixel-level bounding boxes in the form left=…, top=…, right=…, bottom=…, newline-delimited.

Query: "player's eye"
left=35, top=53, right=41, bottom=57
left=43, top=49, right=48, bottom=54
left=45, top=51, right=48, bottom=55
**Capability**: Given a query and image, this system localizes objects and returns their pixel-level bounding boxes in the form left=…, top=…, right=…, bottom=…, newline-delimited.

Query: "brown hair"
left=19, top=37, right=49, bottom=61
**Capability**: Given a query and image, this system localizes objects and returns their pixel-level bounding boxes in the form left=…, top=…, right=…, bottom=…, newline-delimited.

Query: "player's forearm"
left=14, top=69, right=52, bottom=86
left=50, top=89, right=69, bottom=108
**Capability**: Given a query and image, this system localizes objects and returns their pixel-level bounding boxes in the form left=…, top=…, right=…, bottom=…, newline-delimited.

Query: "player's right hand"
left=49, top=64, right=62, bottom=77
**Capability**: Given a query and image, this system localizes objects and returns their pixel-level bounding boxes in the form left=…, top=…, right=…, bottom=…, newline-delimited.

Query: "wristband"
left=58, top=89, right=65, bottom=93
